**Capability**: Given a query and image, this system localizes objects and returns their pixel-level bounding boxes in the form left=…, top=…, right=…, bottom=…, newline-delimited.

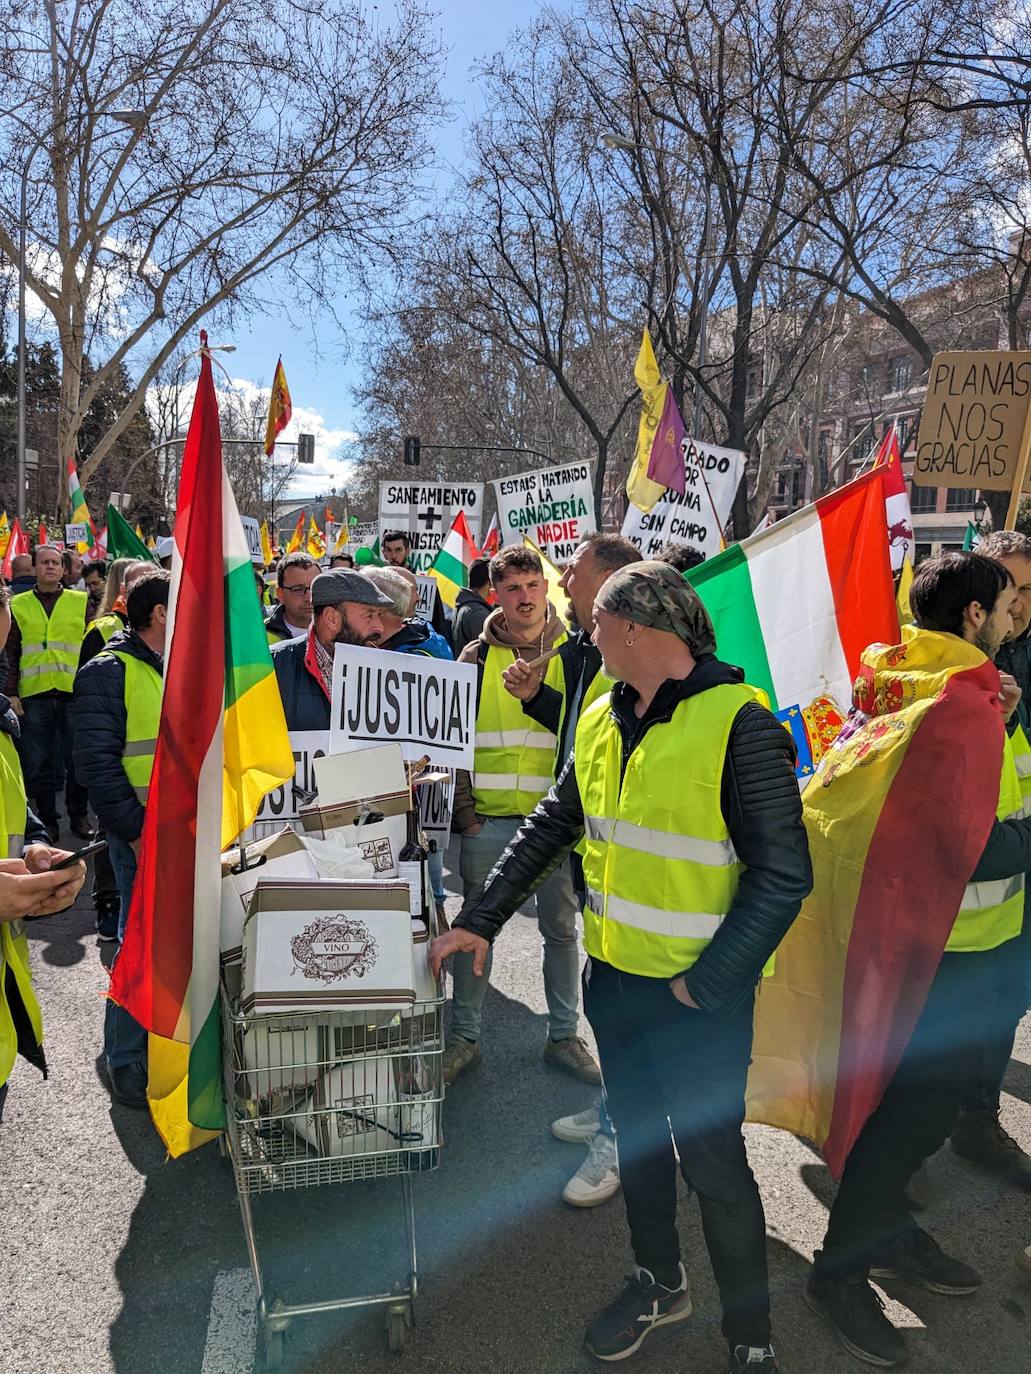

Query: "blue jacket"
left=382, top=619, right=453, bottom=660
left=271, top=634, right=331, bottom=732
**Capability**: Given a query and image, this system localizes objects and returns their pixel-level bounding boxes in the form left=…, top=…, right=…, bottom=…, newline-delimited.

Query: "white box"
left=220, top=826, right=319, bottom=972
left=298, top=744, right=411, bottom=876
left=240, top=880, right=415, bottom=1016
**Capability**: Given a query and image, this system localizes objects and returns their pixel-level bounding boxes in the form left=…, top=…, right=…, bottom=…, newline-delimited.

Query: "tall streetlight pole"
left=14, top=108, right=146, bottom=521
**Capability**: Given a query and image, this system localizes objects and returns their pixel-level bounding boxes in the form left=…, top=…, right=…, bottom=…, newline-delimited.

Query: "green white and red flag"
left=66, top=457, right=98, bottom=549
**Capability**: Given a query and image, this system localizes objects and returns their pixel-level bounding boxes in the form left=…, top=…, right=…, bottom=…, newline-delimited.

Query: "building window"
left=851, top=422, right=876, bottom=462
left=914, top=543, right=932, bottom=566
left=889, top=356, right=913, bottom=393
left=858, top=363, right=881, bottom=395
left=910, top=483, right=937, bottom=513
left=817, top=429, right=832, bottom=486
left=895, top=414, right=916, bottom=451
left=945, top=488, right=977, bottom=512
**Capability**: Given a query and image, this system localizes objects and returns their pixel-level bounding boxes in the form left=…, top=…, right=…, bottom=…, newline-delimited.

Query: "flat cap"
left=311, top=569, right=394, bottom=610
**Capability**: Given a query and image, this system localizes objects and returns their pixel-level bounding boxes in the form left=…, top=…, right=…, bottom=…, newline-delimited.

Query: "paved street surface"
left=3, top=835, right=1031, bottom=1374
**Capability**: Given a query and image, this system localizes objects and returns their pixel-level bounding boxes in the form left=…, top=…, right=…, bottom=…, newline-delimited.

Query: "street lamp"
left=15, top=107, right=147, bottom=520
left=599, top=129, right=713, bottom=439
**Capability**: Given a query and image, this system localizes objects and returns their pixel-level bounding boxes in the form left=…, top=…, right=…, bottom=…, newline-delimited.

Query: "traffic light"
left=403, top=435, right=421, bottom=466
left=297, top=432, right=315, bottom=464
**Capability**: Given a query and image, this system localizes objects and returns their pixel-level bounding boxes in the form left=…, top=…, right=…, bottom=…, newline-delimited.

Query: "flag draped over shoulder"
left=110, top=336, right=294, bottom=1156
left=747, top=627, right=1005, bottom=1176
left=428, top=511, right=479, bottom=608
left=263, top=357, right=292, bottom=457
left=687, top=470, right=899, bottom=776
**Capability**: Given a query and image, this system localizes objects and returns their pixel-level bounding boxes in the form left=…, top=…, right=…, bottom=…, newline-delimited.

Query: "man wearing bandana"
left=431, top=561, right=813, bottom=1373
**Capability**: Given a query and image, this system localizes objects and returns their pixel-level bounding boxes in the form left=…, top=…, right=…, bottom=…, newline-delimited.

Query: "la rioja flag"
left=873, top=422, right=914, bottom=572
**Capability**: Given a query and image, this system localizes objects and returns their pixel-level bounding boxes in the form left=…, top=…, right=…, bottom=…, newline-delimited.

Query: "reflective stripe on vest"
left=106, top=648, right=163, bottom=805
left=575, top=681, right=765, bottom=979
left=948, top=731, right=1026, bottom=953
left=10, top=590, right=87, bottom=696
left=0, top=730, right=39, bottom=1085
left=472, top=638, right=566, bottom=816
left=0, top=733, right=27, bottom=862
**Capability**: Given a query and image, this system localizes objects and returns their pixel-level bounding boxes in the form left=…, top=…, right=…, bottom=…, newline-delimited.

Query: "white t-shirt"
left=284, top=620, right=308, bottom=639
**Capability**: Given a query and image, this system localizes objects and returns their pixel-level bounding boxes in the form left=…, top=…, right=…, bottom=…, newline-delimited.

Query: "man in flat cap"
left=271, top=569, right=393, bottom=731
left=430, top=560, right=812, bottom=1373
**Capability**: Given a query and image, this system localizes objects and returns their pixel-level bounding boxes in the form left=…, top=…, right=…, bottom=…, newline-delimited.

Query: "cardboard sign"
left=240, top=515, right=264, bottom=564
left=913, top=351, right=1031, bottom=491
left=414, top=574, right=439, bottom=620
left=249, top=732, right=330, bottom=838
left=492, top=462, right=596, bottom=566
left=378, top=481, right=484, bottom=572
left=622, top=439, right=745, bottom=560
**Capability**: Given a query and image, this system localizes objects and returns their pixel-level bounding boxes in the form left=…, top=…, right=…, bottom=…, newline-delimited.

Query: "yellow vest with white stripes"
left=11, top=589, right=87, bottom=695
left=105, top=648, right=163, bottom=804
left=575, top=681, right=764, bottom=979
left=472, top=639, right=567, bottom=816
left=947, top=727, right=1026, bottom=953
left=0, top=724, right=41, bottom=1088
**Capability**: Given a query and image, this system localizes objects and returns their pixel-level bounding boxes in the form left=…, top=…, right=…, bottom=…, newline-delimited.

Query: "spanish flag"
left=285, top=511, right=304, bottom=554
left=263, top=357, right=292, bottom=457
left=306, top=516, right=326, bottom=557
left=747, top=626, right=1005, bottom=1176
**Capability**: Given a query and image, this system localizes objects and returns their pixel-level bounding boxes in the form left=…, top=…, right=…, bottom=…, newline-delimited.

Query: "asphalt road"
left=3, top=835, right=1031, bottom=1374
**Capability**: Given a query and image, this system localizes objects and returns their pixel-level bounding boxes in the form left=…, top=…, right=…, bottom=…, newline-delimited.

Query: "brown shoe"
left=544, top=1035, right=602, bottom=1084
left=442, top=1037, right=481, bottom=1084
left=951, top=1110, right=1031, bottom=1190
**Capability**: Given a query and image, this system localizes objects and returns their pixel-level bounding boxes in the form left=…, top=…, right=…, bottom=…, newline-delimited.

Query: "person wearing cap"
left=430, top=560, right=812, bottom=1373
left=270, top=569, right=393, bottom=732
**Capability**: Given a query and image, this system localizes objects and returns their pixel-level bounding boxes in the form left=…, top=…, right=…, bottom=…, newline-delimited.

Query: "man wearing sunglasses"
left=266, top=553, right=318, bottom=645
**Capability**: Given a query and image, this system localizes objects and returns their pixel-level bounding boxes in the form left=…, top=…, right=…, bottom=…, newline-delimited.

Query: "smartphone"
left=52, top=838, right=108, bottom=869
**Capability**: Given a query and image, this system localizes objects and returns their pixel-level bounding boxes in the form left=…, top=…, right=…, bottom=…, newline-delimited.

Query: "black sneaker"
left=805, top=1268, right=907, bottom=1367
left=95, top=905, right=119, bottom=943
left=951, top=1109, right=1031, bottom=1190
left=869, top=1228, right=981, bottom=1295
left=730, top=1344, right=779, bottom=1371
left=584, top=1263, right=692, bottom=1361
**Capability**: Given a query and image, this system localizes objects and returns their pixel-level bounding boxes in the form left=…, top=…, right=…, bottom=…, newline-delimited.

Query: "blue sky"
left=224, top=0, right=559, bottom=499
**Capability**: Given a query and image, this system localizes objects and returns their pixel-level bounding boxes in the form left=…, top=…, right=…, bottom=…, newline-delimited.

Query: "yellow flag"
left=264, top=357, right=292, bottom=456
left=626, top=329, right=668, bottom=513
left=306, top=515, right=326, bottom=557
left=522, top=533, right=570, bottom=623
left=147, top=1034, right=220, bottom=1157
left=896, top=557, right=914, bottom=627
left=260, top=519, right=273, bottom=565
left=0, top=510, right=9, bottom=557
left=134, top=522, right=145, bottom=540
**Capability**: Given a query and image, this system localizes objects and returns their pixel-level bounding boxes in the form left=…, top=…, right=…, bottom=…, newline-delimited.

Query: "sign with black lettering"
left=378, top=482, right=484, bottom=572
left=913, top=351, right=1031, bottom=491
left=621, top=440, right=745, bottom=560
left=240, top=515, right=264, bottom=565
left=415, top=574, right=439, bottom=620
left=492, top=462, right=596, bottom=566
left=416, top=766, right=456, bottom=845
left=249, top=731, right=330, bottom=838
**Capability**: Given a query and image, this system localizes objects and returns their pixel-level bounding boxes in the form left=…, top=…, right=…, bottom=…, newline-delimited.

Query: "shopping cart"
left=220, top=987, right=444, bottom=1366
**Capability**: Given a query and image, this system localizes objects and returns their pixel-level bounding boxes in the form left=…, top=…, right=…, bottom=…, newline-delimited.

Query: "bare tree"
left=0, top=0, right=444, bottom=508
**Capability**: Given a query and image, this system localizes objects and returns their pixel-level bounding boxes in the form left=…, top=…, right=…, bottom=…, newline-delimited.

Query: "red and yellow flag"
left=747, top=626, right=1005, bottom=1175
left=306, top=515, right=326, bottom=558
left=263, top=357, right=292, bottom=457
left=285, top=511, right=305, bottom=554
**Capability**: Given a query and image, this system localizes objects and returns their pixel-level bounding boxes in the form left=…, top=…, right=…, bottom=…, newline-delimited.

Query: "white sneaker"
left=551, top=1105, right=601, bottom=1143
left=1018, top=1244, right=1031, bottom=1274
left=563, top=1131, right=621, bottom=1208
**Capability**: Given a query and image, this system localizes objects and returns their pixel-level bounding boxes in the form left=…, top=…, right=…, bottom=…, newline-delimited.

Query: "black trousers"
left=960, top=908, right=1031, bottom=1114
left=583, top=956, right=770, bottom=1348
left=818, top=947, right=1003, bottom=1280
left=18, top=692, right=88, bottom=822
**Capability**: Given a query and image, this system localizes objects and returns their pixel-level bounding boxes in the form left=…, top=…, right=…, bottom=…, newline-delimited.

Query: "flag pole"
left=1004, top=399, right=1031, bottom=531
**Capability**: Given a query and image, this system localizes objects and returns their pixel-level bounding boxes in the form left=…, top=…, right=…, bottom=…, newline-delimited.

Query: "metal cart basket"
left=220, top=988, right=444, bottom=1366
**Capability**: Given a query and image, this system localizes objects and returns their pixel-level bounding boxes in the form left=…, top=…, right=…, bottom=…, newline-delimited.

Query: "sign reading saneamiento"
left=378, top=482, right=484, bottom=573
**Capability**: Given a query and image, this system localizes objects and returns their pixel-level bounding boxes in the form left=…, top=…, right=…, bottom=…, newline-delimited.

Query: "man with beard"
left=271, top=570, right=392, bottom=731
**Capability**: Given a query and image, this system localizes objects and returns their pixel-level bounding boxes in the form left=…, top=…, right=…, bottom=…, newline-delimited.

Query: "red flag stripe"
left=817, top=470, right=898, bottom=679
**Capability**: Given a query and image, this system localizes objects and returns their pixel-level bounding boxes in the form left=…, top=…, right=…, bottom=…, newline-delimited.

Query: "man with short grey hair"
left=365, top=567, right=452, bottom=659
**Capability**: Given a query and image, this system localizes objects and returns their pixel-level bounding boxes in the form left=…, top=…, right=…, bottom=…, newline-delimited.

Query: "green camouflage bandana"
left=595, top=559, right=716, bottom=655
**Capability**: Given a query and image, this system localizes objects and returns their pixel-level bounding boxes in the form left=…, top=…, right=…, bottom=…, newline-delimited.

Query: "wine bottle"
left=397, top=806, right=429, bottom=929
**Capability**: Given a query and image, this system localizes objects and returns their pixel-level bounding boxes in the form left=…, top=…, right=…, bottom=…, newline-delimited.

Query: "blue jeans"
left=103, top=833, right=147, bottom=1069
left=450, top=816, right=580, bottom=1043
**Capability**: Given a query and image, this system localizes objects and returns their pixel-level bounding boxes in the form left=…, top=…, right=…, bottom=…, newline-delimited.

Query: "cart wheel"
left=386, top=1307, right=408, bottom=1354
left=263, top=1325, right=284, bottom=1369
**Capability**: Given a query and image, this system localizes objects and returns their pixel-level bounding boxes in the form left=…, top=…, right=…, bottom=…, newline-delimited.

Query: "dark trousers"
left=18, top=692, right=88, bottom=822
left=583, top=957, right=770, bottom=1348
left=91, top=829, right=119, bottom=913
left=960, top=909, right=1031, bottom=1113
left=819, top=947, right=1002, bottom=1280
left=103, top=833, right=147, bottom=1069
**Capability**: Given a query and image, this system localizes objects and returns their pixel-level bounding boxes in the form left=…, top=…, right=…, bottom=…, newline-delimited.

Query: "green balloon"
left=355, top=546, right=374, bottom=565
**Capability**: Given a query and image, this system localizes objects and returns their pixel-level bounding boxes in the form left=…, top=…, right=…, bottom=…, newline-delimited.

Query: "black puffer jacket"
left=522, top=624, right=602, bottom=767
left=457, top=656, right=813, bottom=1013
left=72, top=630, right=163, bottom=843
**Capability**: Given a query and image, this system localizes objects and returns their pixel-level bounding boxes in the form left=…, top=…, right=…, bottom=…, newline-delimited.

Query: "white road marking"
left=201, top=1267, right=257, bottom=1374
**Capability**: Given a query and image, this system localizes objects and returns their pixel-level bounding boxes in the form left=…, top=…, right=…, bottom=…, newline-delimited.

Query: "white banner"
left=492, top=461, right=596, bottom=566
left=621, top=440, right=745, bottom=561
left=414, top=574, right=439, bottom=620
left=249, top=731, right=330, bottom=838
left=350, top=520, right=378, bottom=549
left=65, top=522, right=88, bottom=547
left=240, top=515, right=264, bottom=564
left=378, top=481, right=484, bottom=573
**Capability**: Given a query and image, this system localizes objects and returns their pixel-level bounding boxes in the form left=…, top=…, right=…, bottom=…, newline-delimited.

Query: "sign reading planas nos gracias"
left=913, top=351, right=1031, bottom=490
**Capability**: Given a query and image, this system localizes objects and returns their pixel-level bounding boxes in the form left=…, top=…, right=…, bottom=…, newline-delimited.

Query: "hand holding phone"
left=53, top=839, right=108, bottom=870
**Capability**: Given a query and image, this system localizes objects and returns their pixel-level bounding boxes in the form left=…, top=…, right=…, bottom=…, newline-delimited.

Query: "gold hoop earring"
left=625, top=637, right=634, bottom=647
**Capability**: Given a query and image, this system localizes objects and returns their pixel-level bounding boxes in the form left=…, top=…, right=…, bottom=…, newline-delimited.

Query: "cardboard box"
left=220, top=826, right=319, bottom=972
left=240, top=880, right=415, bottom=1016
left=298, top=744, right=411, bottom=876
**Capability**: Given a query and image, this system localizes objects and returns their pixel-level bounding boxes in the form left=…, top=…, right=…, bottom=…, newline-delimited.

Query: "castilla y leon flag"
left=110, top=333, right=294, bottom=1156
left=687, top=469, right=899, bottom=778
left=873, top=421, right=914, bottom=572
left=263, top=356, right=292, bottom=457
left=427, top=510, right=480, bottom=609
left=746, top=627, right=1005, bottom=1176
left=66, top=457, right=97, bottom=550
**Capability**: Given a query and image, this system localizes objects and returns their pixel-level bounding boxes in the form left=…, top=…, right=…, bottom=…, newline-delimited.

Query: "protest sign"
left=240, top=515, right=264, bottom=564
left=492, top=462, right=596, bottom=565
left=415, top=574, right=439, bottom=620
left=350, top=520, right=378, bottom=549
left=913, top=351, right=1031, bottom=492
left=326, top=520, right=344, bottom=552
left=622, top=439, right=745, bottom=560
left=65, top=522, right=89, bottom=547
left=331, top=645, right=477, bottom=843
left=249, top=731, right=330, bottom=839
left=378, top=481, right=484, bottom=572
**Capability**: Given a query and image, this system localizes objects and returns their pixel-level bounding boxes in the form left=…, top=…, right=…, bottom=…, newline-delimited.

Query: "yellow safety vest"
left=947, top=729, right=1026, bottom=953
left=89, top=612, right=124, bottom=648
left=11, top=589, right=88, bottom=696
left=557, top=666, right=612, bottom=768
left=473, top=638, right=567, bottom=816
left=576, top=681, right=765, bottom=979
left=106, top=649, right=163, bottom=804
left=0, top=727, right=41, bottom=1087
